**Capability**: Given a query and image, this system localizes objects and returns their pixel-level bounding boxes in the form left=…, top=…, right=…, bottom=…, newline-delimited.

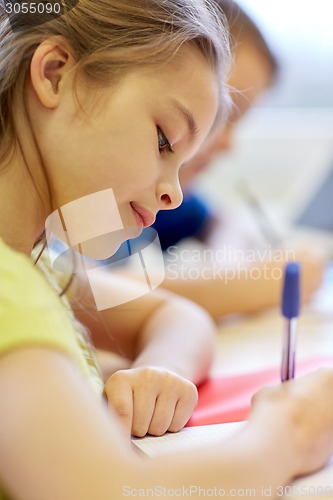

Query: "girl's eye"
left=157, top=127, right=174, bottom=155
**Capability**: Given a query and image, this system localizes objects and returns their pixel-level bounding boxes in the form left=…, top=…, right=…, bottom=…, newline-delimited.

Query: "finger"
left=104, top=375, right=133, bottom=437
left=147, top=393, right=178, bottom=437
left=168, top=386, right=198, bottom=433
left=131, top=389, right=157, bottom=437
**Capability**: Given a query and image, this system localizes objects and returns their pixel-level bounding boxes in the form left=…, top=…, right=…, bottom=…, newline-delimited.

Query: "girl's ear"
left=30, top=37, right=76, bottom=109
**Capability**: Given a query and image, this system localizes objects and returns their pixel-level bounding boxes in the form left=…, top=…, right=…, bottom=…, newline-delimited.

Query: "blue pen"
left=281, top=262, right=300, bottom=382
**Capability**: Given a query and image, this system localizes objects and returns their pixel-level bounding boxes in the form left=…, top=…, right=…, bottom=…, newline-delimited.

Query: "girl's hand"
left=250, top=368, right=333, bottom=478
left=103, top=366, right=198, bottom=437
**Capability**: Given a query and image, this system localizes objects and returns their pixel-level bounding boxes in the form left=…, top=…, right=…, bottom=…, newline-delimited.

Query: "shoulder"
left=0, top=238, right=65, bottom=319
left=0, top=239, right=82, bottom=363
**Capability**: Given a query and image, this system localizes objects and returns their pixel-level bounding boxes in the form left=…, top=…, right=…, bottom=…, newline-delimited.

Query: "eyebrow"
left=170, top=98, right=199, bottom=144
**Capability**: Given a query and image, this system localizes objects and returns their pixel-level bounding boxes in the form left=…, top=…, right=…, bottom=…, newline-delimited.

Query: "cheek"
left=107, top=154, right=160, bottom=203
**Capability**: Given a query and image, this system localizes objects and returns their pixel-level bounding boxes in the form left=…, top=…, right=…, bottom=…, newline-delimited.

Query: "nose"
left=156, top=175, right=183, bottom=210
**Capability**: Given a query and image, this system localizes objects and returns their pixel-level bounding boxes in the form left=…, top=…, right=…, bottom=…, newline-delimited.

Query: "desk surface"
left=213, top=285, right=333, bottom=377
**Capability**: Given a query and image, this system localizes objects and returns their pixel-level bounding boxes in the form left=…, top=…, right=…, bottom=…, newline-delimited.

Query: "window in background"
left=237, top=0, right=333, bottom=107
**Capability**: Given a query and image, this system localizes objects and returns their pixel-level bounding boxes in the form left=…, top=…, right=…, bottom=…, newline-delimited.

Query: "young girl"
left=0, top=1, right=333, bottom=499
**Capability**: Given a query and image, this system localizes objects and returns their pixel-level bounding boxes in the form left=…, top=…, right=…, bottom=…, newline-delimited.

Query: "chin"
left=125, top=224, right=144, bottom=239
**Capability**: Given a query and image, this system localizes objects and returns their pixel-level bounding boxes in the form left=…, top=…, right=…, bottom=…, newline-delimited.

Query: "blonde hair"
left=0, top=0, right=232, bottom=164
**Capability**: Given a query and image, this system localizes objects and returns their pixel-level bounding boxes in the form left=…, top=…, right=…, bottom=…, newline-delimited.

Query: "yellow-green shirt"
left=0, top=237, right=103, bottom=393
left=0, top=238, right=104, bottom=499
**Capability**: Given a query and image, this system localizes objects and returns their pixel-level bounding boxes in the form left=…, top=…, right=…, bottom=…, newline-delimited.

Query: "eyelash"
left=157, top=127, right=174, bottom=156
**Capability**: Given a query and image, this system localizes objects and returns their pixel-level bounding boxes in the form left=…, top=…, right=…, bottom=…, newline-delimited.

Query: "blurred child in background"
left=135, top=0, right=325, bottom=321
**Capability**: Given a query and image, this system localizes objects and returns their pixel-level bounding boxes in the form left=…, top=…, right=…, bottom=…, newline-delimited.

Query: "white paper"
left=132, top=422, right=333, bottom=497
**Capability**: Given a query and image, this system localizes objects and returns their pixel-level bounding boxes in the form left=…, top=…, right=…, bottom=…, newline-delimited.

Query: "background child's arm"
left=117, top=248, right=324, bottom=321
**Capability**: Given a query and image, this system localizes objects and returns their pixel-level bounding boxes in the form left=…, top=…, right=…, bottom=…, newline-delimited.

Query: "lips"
left=130, top=202, right=156, bottom=228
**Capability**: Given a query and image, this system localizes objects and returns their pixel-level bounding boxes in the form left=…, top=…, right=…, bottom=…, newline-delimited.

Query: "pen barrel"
left=281, top=318, right=297, bottom=382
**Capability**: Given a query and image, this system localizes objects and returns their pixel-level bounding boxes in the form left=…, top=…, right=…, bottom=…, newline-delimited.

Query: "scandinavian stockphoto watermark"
left=1, top=0, right=78, bottom=32
left=164, top=244, right=296, bottom=283
left=41, top=187, right=297, bottom=309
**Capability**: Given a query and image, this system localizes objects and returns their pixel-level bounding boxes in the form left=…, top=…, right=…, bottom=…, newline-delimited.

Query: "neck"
left=0, top=148, right=50, bottom=255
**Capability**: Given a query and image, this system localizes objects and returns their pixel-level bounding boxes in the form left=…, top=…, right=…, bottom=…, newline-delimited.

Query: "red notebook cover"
left=187, top=356, right=333, bottom=427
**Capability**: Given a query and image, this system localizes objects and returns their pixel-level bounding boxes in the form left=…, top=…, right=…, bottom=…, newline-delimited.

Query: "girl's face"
left=29, top=42, right=219, bottom=240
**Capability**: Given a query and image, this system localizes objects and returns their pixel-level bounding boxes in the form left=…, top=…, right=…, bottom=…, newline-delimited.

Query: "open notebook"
left=132, top=422, right=333, bottom=497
